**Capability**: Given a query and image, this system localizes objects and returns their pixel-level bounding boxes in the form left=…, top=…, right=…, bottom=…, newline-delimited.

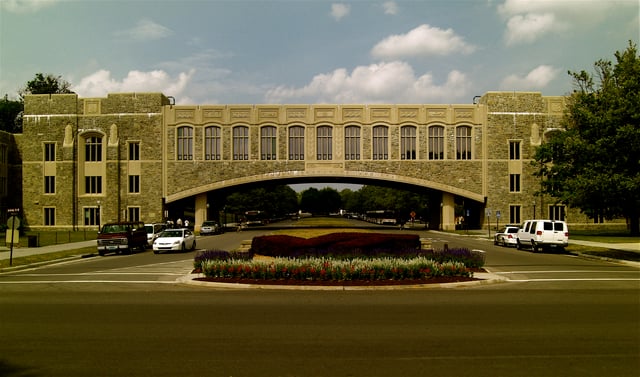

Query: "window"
left=509, top=141, right=520, bottom=160
left=129, top=142, right=140, bottom=160
left=85, top=176, right=102, bottom=194
left=204, top=126, right=221, bottom=160
left=177, top=126, right=193, bottom=160
left=84, top=207, right=100, bottom=226
left=456, top=126, right=472, bottom=160
left=261, top=126, right=277, bottom=160
left=509, top=174, right=521, bottom=192
left=233, top=126, right=249, bottom=160
left=401, top=126, right=417, bottom=160
left=128, top=175, right=140, bottom=193
left=372, top=126, right=388, bottom=160
left=44, top=207, right=55, bottom=226
left=316, top=126, right=332, bottom=160
left=44, top=143, right=56, bottom=161
left=288, top=126, right=305, bottom=160
left=549, top=205, right=566, bottom=221
left=428, top=126, right=444, bottom=160
left=85, top=136, right=102, bottom=162
left=509, top=205, right=521, bottom=224
left=44, top=176, right=55, bottom=194
left=344, top=126, right=360, bottom=160
left=128, top=207, right=140, bottom=222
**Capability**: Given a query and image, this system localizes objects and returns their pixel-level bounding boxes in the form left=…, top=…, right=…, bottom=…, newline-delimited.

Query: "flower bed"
left=199, top=256, right=471, bottom=282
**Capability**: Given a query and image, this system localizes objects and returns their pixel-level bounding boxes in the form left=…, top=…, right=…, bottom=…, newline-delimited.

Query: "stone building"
left=11, top=90, right=606, bottom=232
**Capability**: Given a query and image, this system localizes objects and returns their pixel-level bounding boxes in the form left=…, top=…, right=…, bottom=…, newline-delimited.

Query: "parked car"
left=494, top=225, right=520, bottom=247
left=145, top=223, right=166, bottom=246
left=152, top=228, right=197, bottom=254
left=516, top=220, right=569, bottom=252
left=199, top=220, right=221, bottom=235
left=97, top=221, right=147, bottom=256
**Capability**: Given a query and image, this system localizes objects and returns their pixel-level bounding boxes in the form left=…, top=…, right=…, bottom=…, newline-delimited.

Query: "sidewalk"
left=0, top=240, right=97, bottom=261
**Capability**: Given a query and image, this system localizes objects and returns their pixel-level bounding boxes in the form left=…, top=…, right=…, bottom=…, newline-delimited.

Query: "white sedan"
left=152, top=228, right=196, bottom=254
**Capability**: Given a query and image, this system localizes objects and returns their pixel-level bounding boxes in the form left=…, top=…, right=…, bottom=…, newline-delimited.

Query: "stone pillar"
left=194, top=193, right=207, bottom=233
left=441, top=192, right=455, bottom=231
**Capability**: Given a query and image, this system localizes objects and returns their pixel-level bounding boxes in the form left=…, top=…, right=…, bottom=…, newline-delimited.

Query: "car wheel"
left=516, top=240, right=521, bottom=250
left=191, top=240, right=196, bottom=250
left=153, top=249, right=159, bottom=254
left=181, top=243, right=186, bottom=252
left=98, top=250, right=105, bottom=256
left=494, top=238, right=498, bottom=245
left=532, top=241, right=539, bottom=253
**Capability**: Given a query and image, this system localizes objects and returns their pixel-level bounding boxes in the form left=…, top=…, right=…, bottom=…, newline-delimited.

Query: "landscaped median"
left=192, top=232, right=486, bottom=286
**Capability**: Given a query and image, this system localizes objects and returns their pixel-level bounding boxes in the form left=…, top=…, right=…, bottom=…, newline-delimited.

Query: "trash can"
left=27, top=235, right=38, bottom=247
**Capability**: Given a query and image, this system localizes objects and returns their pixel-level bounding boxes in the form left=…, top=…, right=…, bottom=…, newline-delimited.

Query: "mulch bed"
left=193, top=275, right=483, bottom=286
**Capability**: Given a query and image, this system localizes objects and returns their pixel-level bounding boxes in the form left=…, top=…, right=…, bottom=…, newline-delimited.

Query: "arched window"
left=428, top=126, right=444, bottom=160
left=400, top=126, right=416, bottom=160
left=372, top=125, right=388, bottom=160
left=204, top=126, right=221, bottom=160
left=316, top=126, right=332, bottom=160
left=233, top=126, right=249, bottom=160
left=456, top=126, right=472, bottom=160
left=177, top=126, right=193, bottom=160
left=288, top=126, right=304, bottom=160
left=85, top=136, right=102, bottom=162
left=261, top=126, right=277, bottom=160
left=344, top=126, right=360, bottom=160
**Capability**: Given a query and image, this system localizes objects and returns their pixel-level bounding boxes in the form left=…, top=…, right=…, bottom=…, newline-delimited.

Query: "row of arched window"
left=176, top=124, right=474, bottom=161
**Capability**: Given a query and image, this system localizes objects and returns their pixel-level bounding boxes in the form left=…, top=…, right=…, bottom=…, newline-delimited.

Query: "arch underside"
left=165, top=170, right=485, bottom=204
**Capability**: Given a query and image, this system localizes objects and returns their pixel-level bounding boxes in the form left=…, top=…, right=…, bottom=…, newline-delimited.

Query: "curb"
left=176, top=272, right=508, bottom=290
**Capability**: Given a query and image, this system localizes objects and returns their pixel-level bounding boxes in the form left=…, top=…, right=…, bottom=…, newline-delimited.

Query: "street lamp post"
left=532, top=200, right=536, bottom=219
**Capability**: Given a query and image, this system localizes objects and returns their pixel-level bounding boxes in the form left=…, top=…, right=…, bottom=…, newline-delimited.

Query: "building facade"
left=13, top=91, right=610, bottom=232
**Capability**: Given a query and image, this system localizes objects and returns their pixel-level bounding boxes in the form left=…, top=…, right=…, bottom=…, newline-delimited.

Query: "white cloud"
left=114, top=18, right=173, bottom=42
left=504, top=12, right=557, bottom=45
left=72, top=69, right=194, bottom=99
left=500, top=65, right=560, bottom=90
left=0, top=0, right=57, bottom=13
left=331, top=3, right=350, bottom=21
left=382, top=1, right=398, bottom=15
left=265, top=61, right=471, bottom=104
left=371, top=24, right=476, bottom=59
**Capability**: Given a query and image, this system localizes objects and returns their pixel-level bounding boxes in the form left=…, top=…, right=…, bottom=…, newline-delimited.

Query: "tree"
left=0, top=95, right=23, bottom=133
left=534, top=41, right=640, bottom=235
left=18, top=73, right=73, bottom=99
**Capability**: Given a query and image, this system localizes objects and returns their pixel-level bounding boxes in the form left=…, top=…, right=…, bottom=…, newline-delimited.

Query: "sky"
left=1, top=0, right=638, bottom=192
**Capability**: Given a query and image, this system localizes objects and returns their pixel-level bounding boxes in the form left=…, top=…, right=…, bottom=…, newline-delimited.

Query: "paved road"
left=0, top=225, right=638, bottom=376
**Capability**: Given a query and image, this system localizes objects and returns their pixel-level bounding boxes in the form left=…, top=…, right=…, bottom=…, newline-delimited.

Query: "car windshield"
left=145, top=225, right=153, bottom=233
left=160, top=230, right=183, bottom=238
left=202, top=222, right=216, bottom=226
left=102, top=224, right=129, bottom=233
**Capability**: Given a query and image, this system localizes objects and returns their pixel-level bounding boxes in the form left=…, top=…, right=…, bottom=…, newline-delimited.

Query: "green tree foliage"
left=18, top=73, right=74, bottom=99
left=224, top=185, right=298, bottom=218
left=0, top=95, right=23, bottom=133
left=300, top=187, right=342, bottom=215
left=534, top=41, right=640, bottom=235
left=340, top=185, right=431, bottom=220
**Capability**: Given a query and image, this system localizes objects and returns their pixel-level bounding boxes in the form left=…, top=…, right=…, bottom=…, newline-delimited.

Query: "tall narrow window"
left=456, top=126, right=472, bottom=160
left=344, top=126, right=360, bottom=160
left=288, top=126, right=305, bottom=160
left=204, top=126, right=221, bottom=160
left=549, top=205, right=566, bottom=221
left=372, top=126, right=388, bottom=160
left=316, top=126, right=332, bottom=160
left=428, top=126, right=444, bottom=160
left=44, top=143, right=56, bottom=161
left=509, top=141, right=521, bottom=160
left=509, top=205, right=521, bottom=224
left=85, top=176, right=102, bottom=194
left=85, top=136, right=102, bottom=162
left=84, top=207, right=100, bottom=226
left=177, top=126, right=193, bottom=160
left=44, top=176, right=55, bottom=194
left=128, top=175, right=140, bottom=193
left=44, top=207, right=55, bottom=226
left=128, top=207, right=140, bottom=222
left=509, top=174, right=521, bottom=192
left=261, top=126, right=277, bottom=160
left=233, top=126, right=249, bottom=160
left=401, top=126, right=417, bottom=160
left=129, top=142, right=140, bottom=160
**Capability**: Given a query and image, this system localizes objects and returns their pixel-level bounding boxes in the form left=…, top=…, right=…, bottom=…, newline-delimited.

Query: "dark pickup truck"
left=96, top=221, right=147, bottom=256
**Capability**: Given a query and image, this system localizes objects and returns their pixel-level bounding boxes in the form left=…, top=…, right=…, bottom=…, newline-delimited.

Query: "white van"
left=516, top=220, right=569, bottom=252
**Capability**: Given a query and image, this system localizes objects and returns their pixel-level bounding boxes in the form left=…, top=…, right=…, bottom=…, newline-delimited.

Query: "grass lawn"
left=0, top=246, right=97, bottom=270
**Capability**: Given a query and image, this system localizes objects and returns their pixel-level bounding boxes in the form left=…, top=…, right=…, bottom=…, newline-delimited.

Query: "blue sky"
left=1, top=0, right=638, bottom=105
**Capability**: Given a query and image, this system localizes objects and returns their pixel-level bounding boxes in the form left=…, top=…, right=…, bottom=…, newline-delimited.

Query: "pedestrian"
left=184, top=219, right=190, bottom=228
left=177, top=218, right=183, bottom=227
